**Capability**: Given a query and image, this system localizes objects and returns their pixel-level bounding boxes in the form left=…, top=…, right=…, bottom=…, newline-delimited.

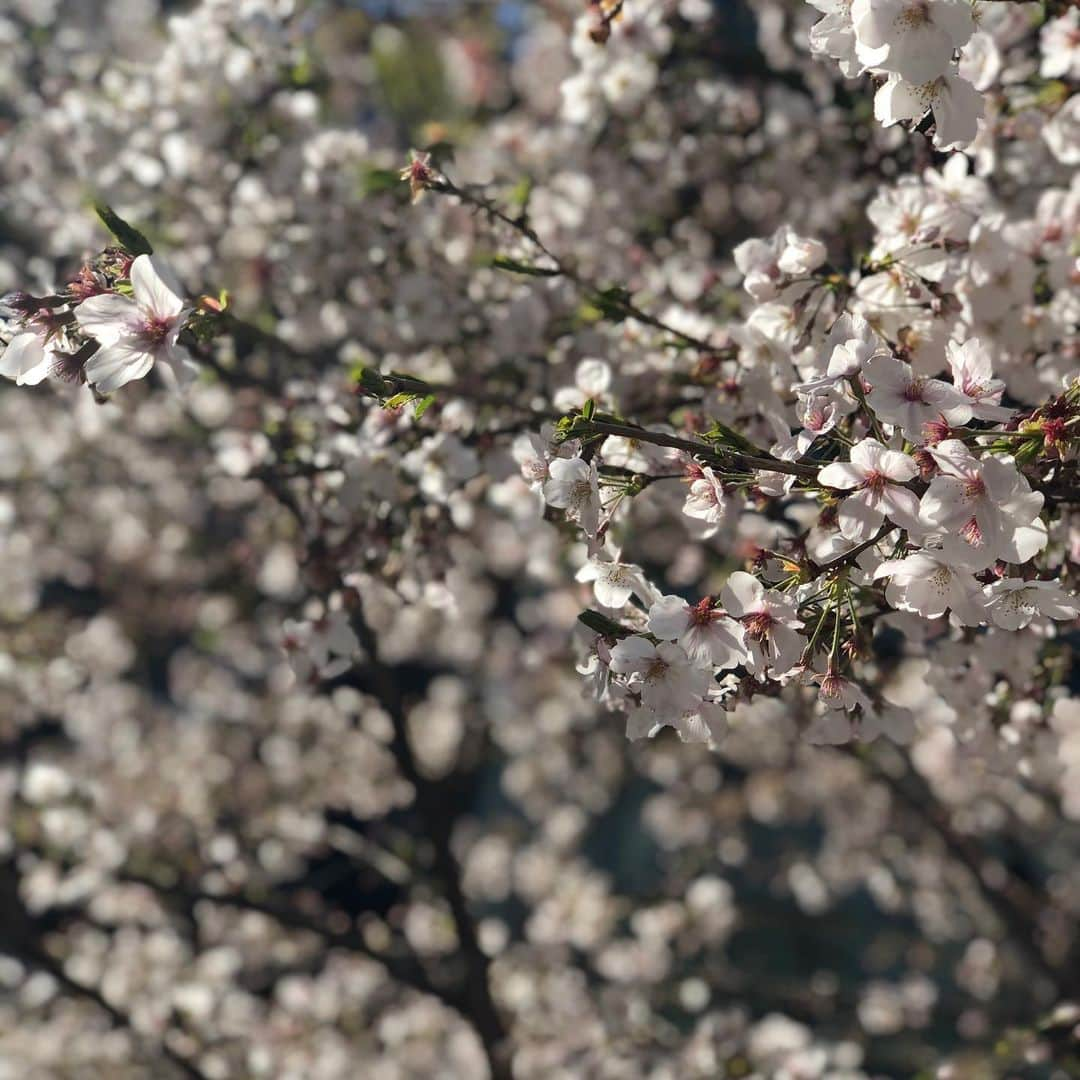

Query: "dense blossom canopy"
left=0, top=0, right=1078, bottom=1076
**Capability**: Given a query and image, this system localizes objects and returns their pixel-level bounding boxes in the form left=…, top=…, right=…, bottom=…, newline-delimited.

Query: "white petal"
left=130, top=254, right=186, bottom=319
left=647, top=596, right=691, bottom=640
left=838, top=489, right=883, bottom=541
left=84, top=340, right=156, bottom=393
left=849, top=438, right=887, bottom=472
left=720, top=571, right=763, bottom=617
left=818, top=461, right=865, bottom=490
left=156, top=346, right=199, bottom=393
left=879, top=486, right=922, bottom=531
left=874, top=77, right=923, bottom=128
left=0, top=333, right=51, bottom=385
left=609, top=635, right=656, bottom=674
left=76, top=293, right=142, bottom=344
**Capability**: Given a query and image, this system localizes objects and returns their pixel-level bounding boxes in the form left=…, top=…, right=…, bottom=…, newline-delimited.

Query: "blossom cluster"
left=1, top=0, right=1078, bottom=1077
left=808, top=1, right=1079, bottom=157
left=1, top=246, right=196, bottom=393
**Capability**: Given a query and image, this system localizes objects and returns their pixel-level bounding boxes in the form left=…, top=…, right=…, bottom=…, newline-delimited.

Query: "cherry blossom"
left=872, top=551, right=986, bottom=624
left=0, top=325, right=61, bottom=386
left=875, top=74, right=983, bottom=154
left=851, top=0, right=975, bottom=86
left=985, top=579, right=1080, bottom=631
left=0, top=6, right=1077, bottom=1073
left=608, top=637, right=710, bottom=715
left=919, top=441, right=1047, bottom=567
left=543, top=457, right=601, bottom=538
left=682, top=464, right=731, bottom=529
left=576, top=557, right=650, bottom=609
left=817, top=437, right=921, bottom=541
left=945, top=339, right=1012, bottom=422
left=863, top=353, right=972, bottom=439
left=647, top=595, right=748, bottom=669
left=75, top=254, right=196, bottom=393
left=625, top=699, right=730, bottom=744
left=720, top=572, right=806, bottom=680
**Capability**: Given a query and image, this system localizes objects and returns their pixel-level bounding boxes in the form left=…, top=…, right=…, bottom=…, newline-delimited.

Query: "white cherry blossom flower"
left=647, top=595, right=748, bottom=669
left=682, top=465, right=730, bottom=528
left=863, top=353, right=972, bottom=440
left=796, top=388, right=855, bottom=453
left=817, top=438, right=921, bottom=541
left=777, top=232, right=827, bottom=276
left=76, top=254, right=197, bottom=394
left=872, top=551, right=986, bottom=624
left=733, top=228, right=785, bottom=301
left=512, top=431, right=558, bottom=487
left=945, top=339, right=1012, bottom=421
left=808, top=0, right=861, bottom=77
left=626, top=699, right=729, bottom=744
left=1043, top=94, right=1080, bottom=167
left=609, top=637, right=710, bottom=715
left=1040, top=10, right=1080, bottom=81
left=852, top=0, right=975, bottom=85
left=874, top=72, right=984, bottom=151
left=795, top=312, right=886, bottom=395
left=985, top=579, right=1080, bottom=631
left=544, top=457, right=601, bottom=537
left=919, top=441, right=1046, bottom=567
left=576, top=558, right=649, bottom=609
left=811, top=668, right=873, bottom=712
left=0, top=325, right=59, bottom=386
left=720, top=572, right=805, bottom=679
left=959, top=30, right=1002, bottom=93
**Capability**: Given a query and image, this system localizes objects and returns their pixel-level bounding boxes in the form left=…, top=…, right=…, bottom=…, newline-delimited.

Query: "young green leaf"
left=93, top=203, right=154, bottom=256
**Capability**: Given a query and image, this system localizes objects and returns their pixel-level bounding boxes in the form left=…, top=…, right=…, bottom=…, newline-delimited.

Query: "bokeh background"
left=1, top=1, right=1078, bottom=1077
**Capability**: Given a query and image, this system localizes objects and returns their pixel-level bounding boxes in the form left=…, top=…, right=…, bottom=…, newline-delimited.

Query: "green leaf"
left=491, top=256, right=560, bottom=277
left=588, top=286, right=633, bottom=323
left=577, top=609, right=633, bottom=640
left=93, top=203, right=153, bottom=255
left=509, top=176, right=533, bottom=209
left=353, top=366, right=389, bottom=396
left=383, top=392, right=416, bottom=410
left=413, top=394, right=436, bottom=419
left=703, top=421, right=759, bottom=453
left=581, top=398, right=596, bottom=421
left=360, top=167, right=405, bottom=197
left=1011, top=439, right=1043, bottom=465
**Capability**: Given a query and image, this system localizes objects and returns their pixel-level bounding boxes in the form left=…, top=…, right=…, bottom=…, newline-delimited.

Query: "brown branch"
left=428, top=177, right=718, bottom=353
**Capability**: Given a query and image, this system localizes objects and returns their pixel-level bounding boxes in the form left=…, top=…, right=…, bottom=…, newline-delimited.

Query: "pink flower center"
left=1043, top=418, right=1066, bottom=447
left=863, top=469, right=888, bottom=496
left=694, top=482, right=721, bottom=507
left=898, top=1, right=932, bottom=29
left=818, top=673, right=844, bottom=700
left=139, top=315, right=174, bottom=346
left=689, top=597, right=722, bottom=626
left=962, top=477, right=986, bottom=499
left=570, top=479, right=593, bottom=506
left=645, top=657, right=670, bottom=682
left=960, top=516, right=983, bottom=546
left=743, top=611, right=774, bottom=640
left=902, top=378, right=928, bottom=404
